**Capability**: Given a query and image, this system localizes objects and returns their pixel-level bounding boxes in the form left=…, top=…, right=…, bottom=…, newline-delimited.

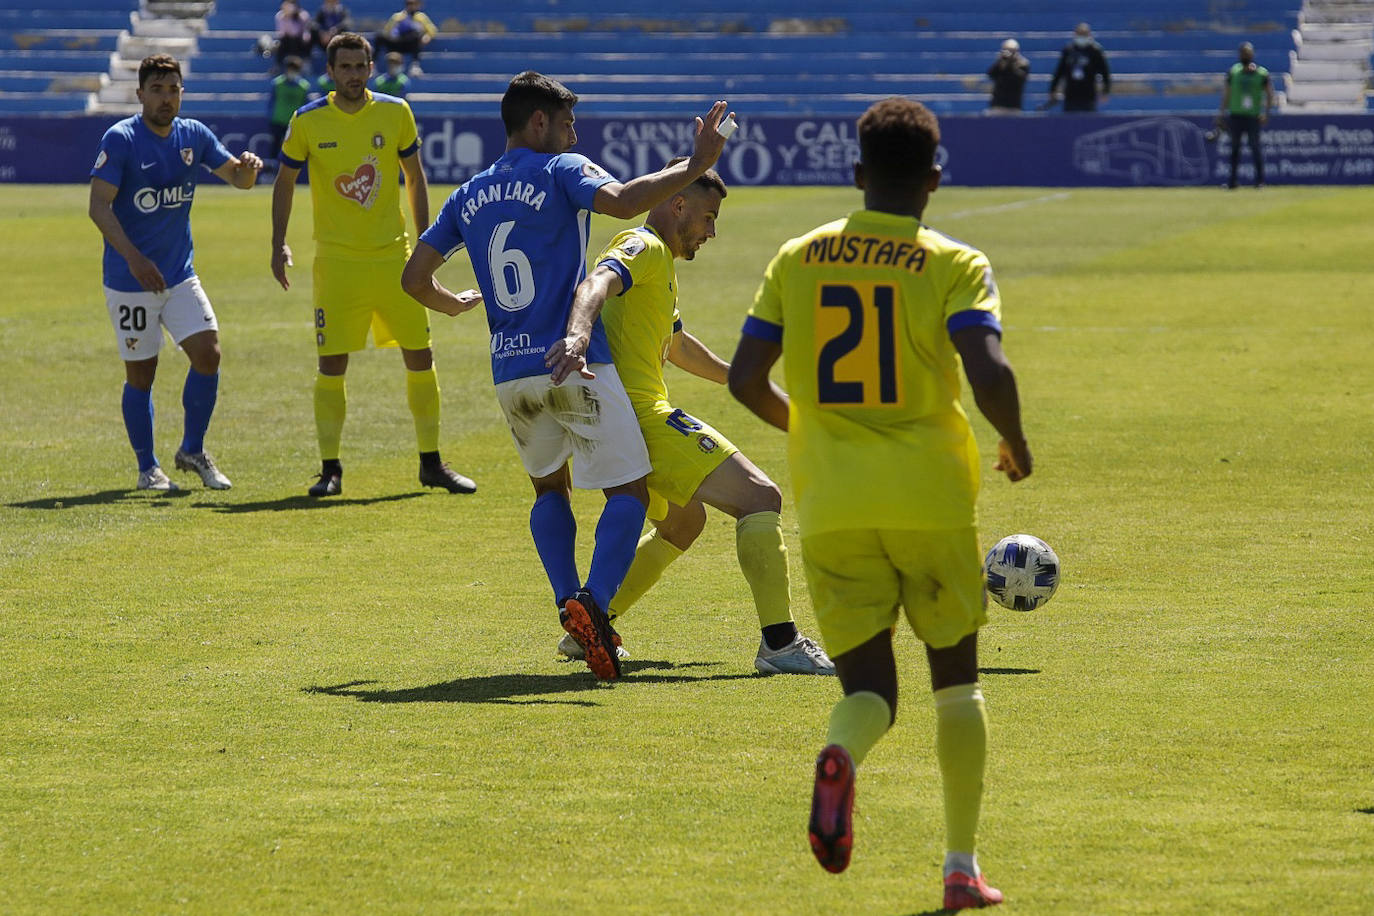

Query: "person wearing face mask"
left=1218, top=42, right=1273, bottom=189
left=374, top=51, right=411, bottom=98
left=1049, top=22, right=1110, bottom=112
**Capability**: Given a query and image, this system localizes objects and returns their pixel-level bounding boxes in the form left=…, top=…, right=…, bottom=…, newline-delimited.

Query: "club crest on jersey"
left=697, top=435, right=718, bottom=454
left=124, top=337, right=138, bottom=350
left=582, top=161, right=608, bottom=179
left=372, top=132, right=385, bottom=149
left=94, top=150, right=107, bottom=169
left=180, top=148, right=193, bottom=166
left=335, top=156, right=379, bottom=208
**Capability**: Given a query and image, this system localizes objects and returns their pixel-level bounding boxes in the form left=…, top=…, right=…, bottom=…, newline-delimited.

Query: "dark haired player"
left=402, top=71, right=731, bottom=680
left=271, top=32, right=475, bottom=498
left=729, top=97, right=1033, bottom=909
left=89, top=54, right=263, bottom=491
left=553, top=158, right=832, bottom=675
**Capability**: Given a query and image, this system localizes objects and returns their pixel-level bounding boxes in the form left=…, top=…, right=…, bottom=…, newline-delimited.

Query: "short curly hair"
left=857, top=98, right=941, bottom=183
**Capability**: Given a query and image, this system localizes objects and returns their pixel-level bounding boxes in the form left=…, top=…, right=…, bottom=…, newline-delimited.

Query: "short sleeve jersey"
left=90, top=116, right=231, bottom=293
left=419, top=147, right=618, bottom=384
left=596, top=226, right=681, bottom=412
left=279, top=91, right=420, bottom=260
left=744, top=209, right=1003, bottom=537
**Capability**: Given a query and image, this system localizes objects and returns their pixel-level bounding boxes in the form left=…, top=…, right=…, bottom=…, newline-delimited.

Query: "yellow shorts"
left=801, top=527, right=987, bottom=658
left=638, top=404, right=737, bottom=522
left=312, top=254, right=431, bottom=355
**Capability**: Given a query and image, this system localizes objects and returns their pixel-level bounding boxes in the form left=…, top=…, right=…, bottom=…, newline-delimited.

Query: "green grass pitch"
left=1, top=182, right=1371, bottom=914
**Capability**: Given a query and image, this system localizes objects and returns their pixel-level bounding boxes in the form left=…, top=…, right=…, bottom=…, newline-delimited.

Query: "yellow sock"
left=406, top=366, right=441, bottom=454
left=934, top=682, right=988, bottom=855
left=314, top=373, right=347, bottom=461
left=735, top=510, right=793, bottom=628
left=608, top=528, right=683, bottom=620
left=825, top=691, right=891, bottom=766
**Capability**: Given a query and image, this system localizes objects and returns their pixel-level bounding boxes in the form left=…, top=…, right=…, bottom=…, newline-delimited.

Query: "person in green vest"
left=1219, top=42, right=1274, bottom=189
left=267, top=56, right=312, bottom=164
left=373, top=51, right=412, bottom=98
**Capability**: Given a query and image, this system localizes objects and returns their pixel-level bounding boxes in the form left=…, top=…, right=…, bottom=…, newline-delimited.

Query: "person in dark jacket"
left=986, top=38, right=1030, bottom=113
left=1049, top=22, right=1110, bottom=112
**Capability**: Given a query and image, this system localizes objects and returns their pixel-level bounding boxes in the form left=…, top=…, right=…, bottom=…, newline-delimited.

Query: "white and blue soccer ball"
left=984, top=534, right=1060, bottom=612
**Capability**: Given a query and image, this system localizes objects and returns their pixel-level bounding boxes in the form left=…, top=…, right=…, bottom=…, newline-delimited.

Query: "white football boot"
left=755, top=632, right=836, bottom=675
left=174, top=449, right=232, bottom=490
left=136, top=466, right=180, bottom=491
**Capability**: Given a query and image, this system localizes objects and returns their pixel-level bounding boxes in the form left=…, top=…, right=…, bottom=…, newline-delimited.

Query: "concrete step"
left=1283, top=74, right=1366, bottom=104
left=117, top=32, right=197, bottom=59
left=1294, top=38, right=1374, bottom=60
left=1289, top=57, right=1369, bottom=80
left=131, top=12, right=206, bottom=38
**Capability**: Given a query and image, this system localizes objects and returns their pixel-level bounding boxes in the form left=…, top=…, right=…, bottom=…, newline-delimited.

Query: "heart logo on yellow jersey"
left=334, top=158, right=379, bottom=208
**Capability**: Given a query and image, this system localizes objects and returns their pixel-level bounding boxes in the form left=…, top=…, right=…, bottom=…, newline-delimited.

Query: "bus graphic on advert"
left=1072, top=117, right=1209, bottom=185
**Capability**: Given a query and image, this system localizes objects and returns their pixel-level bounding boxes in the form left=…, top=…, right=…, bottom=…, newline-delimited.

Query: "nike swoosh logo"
left=142, top=161, right=156, bottom=169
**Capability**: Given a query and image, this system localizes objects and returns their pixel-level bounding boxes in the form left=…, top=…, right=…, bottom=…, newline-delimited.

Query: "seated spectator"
left=313, top=0, right=351, bottom=58
left=375, top=0, right=438, bottom=76
left=268, top=56, right=312, bottom=162
left=373, top=52, right=412, bottom=98
left=274, top=0, right=314, bottom=70
left=986, top=38, right=1030, bottom=114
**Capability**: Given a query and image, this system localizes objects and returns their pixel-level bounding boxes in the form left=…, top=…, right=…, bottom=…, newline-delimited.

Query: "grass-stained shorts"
left=638, top=404, right=737, bottom=522
left=312, top=253, right=430, bottom=355
left=801, top=526, right=988, bottom=658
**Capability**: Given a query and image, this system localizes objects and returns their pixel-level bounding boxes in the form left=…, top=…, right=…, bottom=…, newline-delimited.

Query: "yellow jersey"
left=744, top=209, right=1002, bottom=536
left=280, top=90, right=419, bottom=260
left=596, top=225, right=682, bottom=413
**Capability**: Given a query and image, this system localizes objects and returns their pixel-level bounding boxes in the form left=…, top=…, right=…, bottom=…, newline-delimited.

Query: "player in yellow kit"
left=551, top=160, right=832, bottom=674
left=270, top=32, right=474, bottom=497
left=729, top=99, right=1033, bottom=909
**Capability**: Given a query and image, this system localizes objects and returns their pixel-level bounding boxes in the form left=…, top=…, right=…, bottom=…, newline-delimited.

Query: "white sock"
left=944, top=851, right=979, bottom=879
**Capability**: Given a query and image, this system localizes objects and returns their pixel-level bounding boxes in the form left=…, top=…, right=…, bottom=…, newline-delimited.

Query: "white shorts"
left=495, top=364, right=651, bottom=490
left=103, top=276, right=217, bottom=361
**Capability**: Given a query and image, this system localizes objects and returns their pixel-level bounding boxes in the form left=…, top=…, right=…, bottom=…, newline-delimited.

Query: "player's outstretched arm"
left=270, top=164, right=301, bottom=290
left=546, top=266, right=623, bottom=384
left=951, top=326, right=1032, bottom=482
left=667, top=330, right=729, bottom=384
left=593, top=101, right=732, bottom=220
left=401, top=241, right=482, bottom=317
left=728, top=334, right=789, bottom=431
left=213, top=152, right=264, bottom=190
left=88, top=178, right=165, bottom=293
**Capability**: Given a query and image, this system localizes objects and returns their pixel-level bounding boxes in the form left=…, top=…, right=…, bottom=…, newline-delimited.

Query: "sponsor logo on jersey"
left=94, top=150, right=107, bottom=169
left=334, top=156, right=379, bottom=208
left=133, top=185, right=195, bottom=214
left=318, top=141, right=337, bottom=149
left=490, top=331, right=533, bottom=355
left=582, top=161, right=608, bottom=179
left=180, top=148, right=194, bottom=166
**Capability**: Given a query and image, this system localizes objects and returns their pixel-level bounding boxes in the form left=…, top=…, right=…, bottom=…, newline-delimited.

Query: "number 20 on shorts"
left=814, top=282, right=903, bottom=408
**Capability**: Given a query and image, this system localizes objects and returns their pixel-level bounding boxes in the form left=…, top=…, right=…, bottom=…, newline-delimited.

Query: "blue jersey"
left=90, top=116, right=231, bottom=293
left=420, top=147, right=617, bottom=383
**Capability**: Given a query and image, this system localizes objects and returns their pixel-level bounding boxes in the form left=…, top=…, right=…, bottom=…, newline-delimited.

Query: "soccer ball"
left=984, top=534, right=1060, bottom=612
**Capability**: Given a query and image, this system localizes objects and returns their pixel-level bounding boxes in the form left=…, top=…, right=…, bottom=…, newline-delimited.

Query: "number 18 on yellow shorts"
left=312, top=254, right=432, bottom=355
left=800, top=527, right=988, bottom=658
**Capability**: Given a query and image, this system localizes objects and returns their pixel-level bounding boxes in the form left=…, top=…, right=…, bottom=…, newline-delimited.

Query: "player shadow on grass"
left=978, top=667, right=1040, bottom=675
left=305, top=661, right=756, bottom=707
left=199, top=492, right=426, bottom=513
left=7, top=489, right=191, bottom=509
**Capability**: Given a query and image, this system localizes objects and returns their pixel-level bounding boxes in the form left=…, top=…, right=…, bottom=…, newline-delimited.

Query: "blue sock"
left=180, top=367, right=219, bottom=454
left=121, top=383, right=156, bottom=472
left=530, top=491, right=581, bottom=608
left=584, top=493, right=648, bottom=612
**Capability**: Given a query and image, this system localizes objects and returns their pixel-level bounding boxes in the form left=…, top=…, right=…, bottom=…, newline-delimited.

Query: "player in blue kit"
left=402, top=71, right=732, bottom=679
left=89, top=54, right=263, bottom=491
